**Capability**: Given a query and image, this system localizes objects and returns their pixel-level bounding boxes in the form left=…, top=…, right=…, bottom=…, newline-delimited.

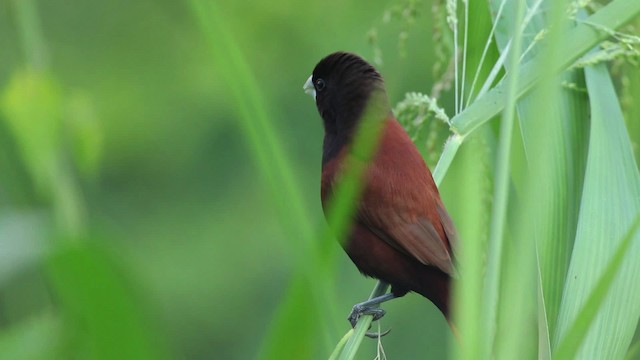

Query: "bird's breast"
left=320, top=118, right=436, bottom=212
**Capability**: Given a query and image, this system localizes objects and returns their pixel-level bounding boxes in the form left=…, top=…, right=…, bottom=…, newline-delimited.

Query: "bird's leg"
left=348, top=292, right=396, bottom=338
left=348, top=292, right=395, bottom=326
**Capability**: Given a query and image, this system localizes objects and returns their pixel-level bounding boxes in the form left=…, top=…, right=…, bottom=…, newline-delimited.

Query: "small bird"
left=303, top=52, right=458, bottom=335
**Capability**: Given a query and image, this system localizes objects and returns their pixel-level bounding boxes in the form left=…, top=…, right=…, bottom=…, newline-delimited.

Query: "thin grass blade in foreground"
left=481, top=0, right=527, bottom=357
left=187, top=2, right=341, bottom=357
left=554, top=59, right=640, bottom=360
left=451, top=135, right=491, bottom=360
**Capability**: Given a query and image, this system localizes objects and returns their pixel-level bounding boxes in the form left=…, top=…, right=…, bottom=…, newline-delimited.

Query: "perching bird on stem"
left=304, top=52, right=458, bottom=337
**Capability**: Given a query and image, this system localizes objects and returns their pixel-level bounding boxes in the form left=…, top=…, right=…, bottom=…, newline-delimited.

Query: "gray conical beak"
left=303, top=75, right=316, bottom=100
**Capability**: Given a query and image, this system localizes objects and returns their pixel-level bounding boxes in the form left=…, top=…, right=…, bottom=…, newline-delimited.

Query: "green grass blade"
left=481, top=0, right=526, bottom=356
left=554, top=61, right=640, bottom=359
left=451, top=134, right=492, bottom=360
left=554, top=215, right=640, bottom=360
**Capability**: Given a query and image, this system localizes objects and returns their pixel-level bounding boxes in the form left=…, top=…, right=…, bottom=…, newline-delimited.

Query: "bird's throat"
left=322, top=131, right=348, bottom=165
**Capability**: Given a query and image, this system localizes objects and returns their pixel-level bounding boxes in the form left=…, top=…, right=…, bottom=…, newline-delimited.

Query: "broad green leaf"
left=488, top=0, right=590, bottom=344
left=554, top=61, right=640, bottom=359
left=554, top=215, right=640, bottom=359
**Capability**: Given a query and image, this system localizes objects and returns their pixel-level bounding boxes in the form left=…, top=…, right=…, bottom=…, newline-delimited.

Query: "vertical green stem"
left=481, top=0, right=526, bottom=357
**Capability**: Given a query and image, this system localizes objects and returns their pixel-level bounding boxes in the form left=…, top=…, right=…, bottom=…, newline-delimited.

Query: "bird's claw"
left=347, top=304, right=391, bottom=338
left=365, top=327, right=391, bottom=338
left=348, top=304, right=386, bottom=327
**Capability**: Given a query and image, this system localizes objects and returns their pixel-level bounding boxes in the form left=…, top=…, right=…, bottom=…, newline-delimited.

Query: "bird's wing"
left=357, top=166, right=456, bottom=276
left=437, top=199, right=459, bottom=258
left=359, top=207, right=455, bottom=275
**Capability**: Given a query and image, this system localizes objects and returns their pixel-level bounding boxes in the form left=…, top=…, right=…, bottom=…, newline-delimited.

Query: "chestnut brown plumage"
left=304, top=52, right=458, bottom=330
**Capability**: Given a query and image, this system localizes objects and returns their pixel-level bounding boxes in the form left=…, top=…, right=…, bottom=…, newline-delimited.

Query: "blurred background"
left=3, top=0, right=638, bottom=359
left=0, top=0, right=467, bottom=358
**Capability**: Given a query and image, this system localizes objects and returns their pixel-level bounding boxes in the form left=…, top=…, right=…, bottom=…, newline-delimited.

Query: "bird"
left=303, top=51, right=458, bottom=336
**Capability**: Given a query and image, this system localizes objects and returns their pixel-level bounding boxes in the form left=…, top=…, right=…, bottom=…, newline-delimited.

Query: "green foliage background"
left=0, top=0, right=639, bottom=359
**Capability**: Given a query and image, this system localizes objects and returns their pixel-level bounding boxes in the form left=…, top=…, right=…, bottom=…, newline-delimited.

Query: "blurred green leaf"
left=0, top=313, right=63, bottom=360
left=46, top=242, right=169, bottom=360
left=1, top=69, right=62, bottom=197
left=64, top=92, right=102, bottom=177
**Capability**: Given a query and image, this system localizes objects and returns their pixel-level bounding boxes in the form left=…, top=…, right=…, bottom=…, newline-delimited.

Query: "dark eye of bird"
left=315, top=79, right=326, bottom=92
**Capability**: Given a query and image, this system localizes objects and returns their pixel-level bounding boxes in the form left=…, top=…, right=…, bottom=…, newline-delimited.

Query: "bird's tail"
left=447, top=317, right=459, bottom=340
left=415, top=266, right=457, bottom=337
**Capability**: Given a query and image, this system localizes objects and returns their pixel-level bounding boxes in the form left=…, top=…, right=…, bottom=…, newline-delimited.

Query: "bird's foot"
left=348, top=303, right=391, bottom=338
left=348, top=303, right=386, bottom=327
